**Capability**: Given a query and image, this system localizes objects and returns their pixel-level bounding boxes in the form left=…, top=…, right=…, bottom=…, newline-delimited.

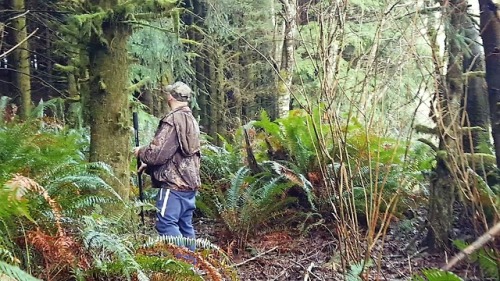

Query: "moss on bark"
left=9, top=0, right=32, bottom=119
left=88, top=21, right=132, bottom=200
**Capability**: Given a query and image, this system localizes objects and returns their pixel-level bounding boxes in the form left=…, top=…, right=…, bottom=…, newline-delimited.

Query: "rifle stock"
left=133, top=112, right=145, bottom=226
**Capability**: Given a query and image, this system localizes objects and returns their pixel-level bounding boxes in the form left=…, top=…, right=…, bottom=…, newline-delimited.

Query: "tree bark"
left=478, top=0, right=500, bottom=168
left=185, top=0, right=208, bottom=127
left=88, top=20, right=132, bottom=200
left=8, top=0, right=32, bottom=119
left=427, top=0, right=467, bottom=251
left=66, top=71, right=81, bottom=128
left=462, top=10, right=490, bottom=153
left=208, top=51, right=219, bottom=142
left=277, top=0, right=297, bottom=118
left=216, top=47, right=226, bottom=139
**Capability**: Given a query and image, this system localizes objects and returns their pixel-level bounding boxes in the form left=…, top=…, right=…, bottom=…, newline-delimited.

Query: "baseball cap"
left=163, top=81, right=192, bottom=102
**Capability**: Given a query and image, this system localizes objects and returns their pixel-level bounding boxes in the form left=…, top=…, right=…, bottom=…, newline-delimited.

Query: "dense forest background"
left=0, top=0, right=499, bottom=280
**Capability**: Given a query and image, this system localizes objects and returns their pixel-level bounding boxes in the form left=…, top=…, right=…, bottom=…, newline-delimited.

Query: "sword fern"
left=215, top=167, right=297, bottom=243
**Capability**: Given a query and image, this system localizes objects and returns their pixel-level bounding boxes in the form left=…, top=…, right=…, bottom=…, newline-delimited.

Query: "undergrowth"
left=0, top=110, right=236, bottom=280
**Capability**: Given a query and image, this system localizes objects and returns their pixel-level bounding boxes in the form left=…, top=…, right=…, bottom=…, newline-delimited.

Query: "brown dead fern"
left=5, top=174, right=63, bottom=235
left=5, top=174, right=90, bottom=277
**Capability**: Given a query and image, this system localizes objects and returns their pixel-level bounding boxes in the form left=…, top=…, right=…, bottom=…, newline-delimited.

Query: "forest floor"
left=195, top=214, right=485, bottom=281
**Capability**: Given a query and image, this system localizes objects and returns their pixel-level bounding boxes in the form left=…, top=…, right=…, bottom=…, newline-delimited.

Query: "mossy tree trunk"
left=66, top=71, right=82, bottom=128
left=462, top=12, right=490, bottom=153
left=88, top=19, right=132, bottom=200
left=216, top=47, right=226, bottom=138
left=79, top=52, right=91, bottom=127
left=277, top=0, right=297, bottom=119
left=208, top=48, right=226, bottom=144
left=8, top=0, right=32, bottom=119
left=195, top=54, right=208, bottom=127
left=184, top=0, right=208, bottom=126
left=479, top=0, right=500, bottom=168
left=426, top=0, right=467, bottom=251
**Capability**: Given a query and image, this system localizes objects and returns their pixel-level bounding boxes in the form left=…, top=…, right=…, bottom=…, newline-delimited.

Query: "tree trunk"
left=88, top=21, right=132, bottom=200
left=8, top=0, right=32, bottom=119
left=271, top=0, right=284, bottom=69
left=479, top=0, right=500, bottom=168
left=216, top=47, right=226, bottom=138
left=318, top=2, right=338, bottom=101
left=140, top=88, right=154, bottom=115
left=427, top=0, right=467, bottom=251
left=462, top=9, right=490, bottom=153
left=79, top=52, right=91, bottom=128
left=277, top=0, right=297, bottom=118
left=185, top=0, right=208, bottom=127
left=208, top=51, right=219, bottom=142
left=66, top=71, right=82, bottom=129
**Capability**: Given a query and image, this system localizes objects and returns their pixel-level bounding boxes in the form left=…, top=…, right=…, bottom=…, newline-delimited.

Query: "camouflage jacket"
left=138, top=106, right=201, bottom=191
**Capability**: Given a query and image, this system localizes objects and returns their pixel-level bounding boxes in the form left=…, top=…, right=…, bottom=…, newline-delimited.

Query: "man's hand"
left=134, top=147, right=141, bottom=157
left=138, top=161, right=147, bottom=173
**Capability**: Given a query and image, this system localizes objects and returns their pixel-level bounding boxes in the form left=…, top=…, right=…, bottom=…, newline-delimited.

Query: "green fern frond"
left=0, top=247, right=17, bottom=264
left=0, top=261, right=40, bottom=281
left=412, top=268, right=464, bottom=281
left=83, top=229, right=148, bottom=281
left=252, top=110, right=282, bottom=139
left=72, top=195, right=120, bottom=209
left=453, top=240, right=499, bottom=279
left=226, top=167, right=250, bottom=210
left=346, top=259, right=373, bottom=281
left=261, top=160, right=316, bottom=209
left=31, top=98, right=66, bottom=121
left=214, top=168, right=300, bottom=241
left=0, top=96, right=11, bottom=116
left=255, top=176, right=285, bottom=201
left=201, top=141, right=243, bottom=181
left=144, top=236, right=222, bottom=252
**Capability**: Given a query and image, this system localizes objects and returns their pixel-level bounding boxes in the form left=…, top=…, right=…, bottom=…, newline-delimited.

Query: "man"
left=134, top=81, right=201, bottom=251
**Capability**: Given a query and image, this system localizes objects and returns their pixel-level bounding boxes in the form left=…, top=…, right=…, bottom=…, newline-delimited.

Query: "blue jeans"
left=155, top=188, right=197, bottom=251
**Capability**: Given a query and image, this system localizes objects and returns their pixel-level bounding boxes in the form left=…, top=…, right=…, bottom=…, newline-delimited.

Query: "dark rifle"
left=133, top=112, right=145, bottom=226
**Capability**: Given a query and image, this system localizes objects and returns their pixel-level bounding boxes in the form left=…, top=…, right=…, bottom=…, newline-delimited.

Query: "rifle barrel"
left=132, top=112, right=145, bottom=226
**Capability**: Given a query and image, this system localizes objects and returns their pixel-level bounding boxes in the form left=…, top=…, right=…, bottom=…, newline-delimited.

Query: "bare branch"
left=442, top=222, right=500, bottom=271
left=0, top=28, right=39, bottom=59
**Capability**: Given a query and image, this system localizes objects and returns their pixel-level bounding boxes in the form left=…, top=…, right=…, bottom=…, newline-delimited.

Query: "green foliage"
left=453, top=240, right=500, bottom=279
left=346, top=259, right=373, bottom=281
left=412, top=269, right=464, bottom=281
left=0, top=114, right=121, bottom=219
left=0, top=112, right=132, bottom=279
left=249, top=108, right=423, bottom=218
left=343, top=117, right=407, bottom=166
left=0, top=261, right=40, bottom=281
left=0, top=188, right=33, bottom=269
left=0, top=96, right=11, bottom=117
left=0, top=124, right=81, bottom=181
left=200, top=133, right=244, bottom=182
left=144, top=235, right=223, bottom=252
left=82, top=216, right=148, bottom=281
left=251, top=109, right=329, bottom=175
left=135, top=255, right=202, bottom=280
left=204, top=0, right=272, bottom=40
left=210, top=167, right=297, bottom=242
left=128, top=19, right=194, bottom=89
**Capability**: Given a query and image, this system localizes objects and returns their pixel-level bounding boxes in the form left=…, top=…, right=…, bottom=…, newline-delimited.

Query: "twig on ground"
left=303, top=262, right=315, bottom=281
left=291, top=259, right=323, bottom=281
left=231, top=246, right=278, bottom=268
left=408, top=246, right=428, bottom=259
left=442, top=222, right=500, bottom=271
left=272, top=263, right=295, bottom=281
